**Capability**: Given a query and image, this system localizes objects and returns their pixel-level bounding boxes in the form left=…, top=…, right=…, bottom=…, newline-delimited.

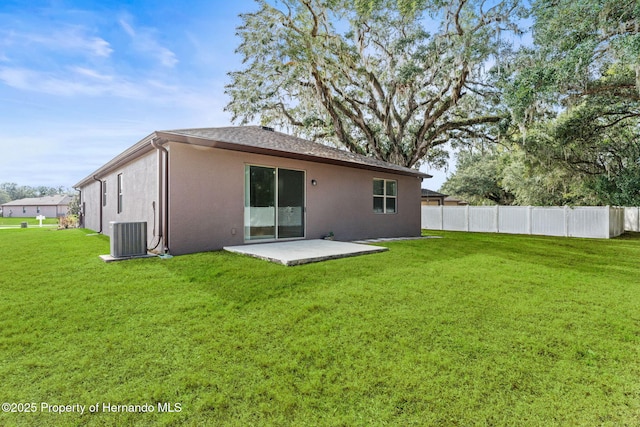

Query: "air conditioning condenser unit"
left=110, top=221, right=147, bottom=258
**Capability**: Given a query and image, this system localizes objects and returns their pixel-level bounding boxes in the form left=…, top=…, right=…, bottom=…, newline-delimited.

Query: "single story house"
left=421, top=189, right=448, bottom=206
left=444, top=196, right=469, bottom=206
left=1, top=195, right=72, bottom=218
left=74, top=126, right=430, bottom=256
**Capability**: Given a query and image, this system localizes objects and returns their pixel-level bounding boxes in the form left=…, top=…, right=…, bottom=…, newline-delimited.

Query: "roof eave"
left=75, top=128, right=432, bottom=188
left=155, top=131, right=431, bottom=179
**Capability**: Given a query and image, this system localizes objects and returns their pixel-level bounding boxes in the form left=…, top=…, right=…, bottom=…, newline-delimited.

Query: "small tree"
left=0, top=189, right=9, bottom=205
left=67, top=193, right=81, bottom=217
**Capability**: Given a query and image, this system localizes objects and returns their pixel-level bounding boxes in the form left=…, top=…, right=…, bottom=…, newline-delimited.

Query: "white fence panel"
left=442, top=206, right=468, bottom=231
left=469, top=206, right=498, bottom=232
left=422, top=206, right=443, bottom=230
left=531, top=207, right=567, bottom=236
left=610, top=207, right=625, bottom=237
left=498, top=206, right=530, bottom=234
left=422, top=205, right=630, bottom=239
left=568, top=207, right=608, bottom=238
left=625, top=207, right=640, bottom=232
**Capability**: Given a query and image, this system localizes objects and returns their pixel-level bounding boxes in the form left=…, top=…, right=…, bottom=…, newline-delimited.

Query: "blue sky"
left=0, top=0, right=449, bottom=191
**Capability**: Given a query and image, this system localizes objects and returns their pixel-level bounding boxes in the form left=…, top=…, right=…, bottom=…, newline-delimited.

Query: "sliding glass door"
left=245, top=166, right=276, bottom=239
left=277, top=168, right=305, bottom=238
left=245, top=165, right=305, bottom=241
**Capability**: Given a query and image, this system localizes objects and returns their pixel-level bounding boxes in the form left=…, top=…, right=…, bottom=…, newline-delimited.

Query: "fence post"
left=440, top=205, right=444, bottom=230
left=564, top=206, right=570, bottom=237
left=466, top=205, right=470, bottom=231
left=527, top=206, right=533, bottom=235
left=495, top=205, right=500, bottom=233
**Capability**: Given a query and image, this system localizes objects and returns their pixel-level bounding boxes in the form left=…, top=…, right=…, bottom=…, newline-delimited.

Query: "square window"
left=373, top=179, right=397, bottom=214
left=117, top=174, right=123, bottom=213
left=373, top=196, right=384, bottom=213
left=386, top=198, right=396, bottom=213
left=386, top=180, right=397, bottom=196
left=373, top=179, right=385, bottom=196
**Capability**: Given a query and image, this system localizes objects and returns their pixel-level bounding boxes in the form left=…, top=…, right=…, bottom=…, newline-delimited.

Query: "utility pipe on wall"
left=151, top=137, right=169, bottom=253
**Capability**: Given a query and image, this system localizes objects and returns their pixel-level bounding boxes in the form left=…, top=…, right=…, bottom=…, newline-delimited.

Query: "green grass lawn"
left=0, top=217, right=59, bottom=227
left=1, top=228, right=639, bottom=426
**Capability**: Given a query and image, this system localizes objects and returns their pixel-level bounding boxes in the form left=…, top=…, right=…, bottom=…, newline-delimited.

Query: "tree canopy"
left=226, top=0, right=639, bottom=205
left=442, top=0, right=640, bottom=206
left=439, top=149, right=515, bottom=205
left=517, top=0, right=638, bottom=205
left=226, top=0, right=524, bottom=168
left=0, top=182, right=69, bottom=203
left=505, top=0, right=639, bottom=123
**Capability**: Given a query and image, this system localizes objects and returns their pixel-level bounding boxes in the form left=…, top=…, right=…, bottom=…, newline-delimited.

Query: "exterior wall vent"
left=110, top=221, right=147, bottom=258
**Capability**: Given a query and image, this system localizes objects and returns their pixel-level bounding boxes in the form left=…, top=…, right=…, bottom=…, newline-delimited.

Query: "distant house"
left=420, top=189, right=469, bottom=207
left=1, top=195, right=72, bottom=218
left=74, top=126, right=431, bottom=256
left=444, top=196, right=469, bottom=206
left=421, top=189, right=448, bottom=206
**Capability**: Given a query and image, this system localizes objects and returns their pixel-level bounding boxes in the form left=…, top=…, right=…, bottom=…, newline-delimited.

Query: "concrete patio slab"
left=224, top=239, right=388, bottom=266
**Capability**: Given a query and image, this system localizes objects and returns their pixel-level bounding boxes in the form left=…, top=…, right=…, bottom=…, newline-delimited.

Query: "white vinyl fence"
left=625, top=207, right=640, bottom=232
left=422, top=206, right=628, bottom=239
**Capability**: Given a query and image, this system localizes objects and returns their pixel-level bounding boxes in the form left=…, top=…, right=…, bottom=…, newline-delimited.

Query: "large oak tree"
left=225, top=0, right=523, bottom=168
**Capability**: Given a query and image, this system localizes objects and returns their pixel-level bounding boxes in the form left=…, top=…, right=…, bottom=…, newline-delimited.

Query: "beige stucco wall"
left=1, top=204, right=68, bottom=218
left=80, top=180, right=101, bottom=231
left=168, top=143, right=422, bottom=255
left=80, top=151, right=158, bottom=248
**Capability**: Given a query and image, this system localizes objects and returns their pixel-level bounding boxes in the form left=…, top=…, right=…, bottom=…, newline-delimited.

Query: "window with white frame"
left=373, top=179, right=397, bottom=213
left=102, top=180, right=107, bottom=207
left=117, top=174, right=123, bottom=213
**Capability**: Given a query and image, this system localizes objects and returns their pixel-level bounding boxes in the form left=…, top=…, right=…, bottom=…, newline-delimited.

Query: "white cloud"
left=119, top=19, right=136, bottom=38
left=1, top=27, right=113, bottom=58
left=0, top=2, right=247, bottom=188
left=158, top=49, right=178, bottom=68
left=0, top=65, right=226, bottom=114
left=86, top=36, right=113, bottom=58
left=118, top=17, right=178, bottom=68
left=71, top=67, right=114, bottom=82
left=0, top=66, right=146, bottom=98
left=0, top=67, right=28, bottom=88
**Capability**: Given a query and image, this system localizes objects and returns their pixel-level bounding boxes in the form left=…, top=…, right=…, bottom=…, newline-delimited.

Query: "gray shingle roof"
left=421, top=189, right=448, bottom=198
left=2, top=195, right=72, bottom=207
left=157, top=126, right=430, bottom=178
left=75, top=126, right=431, bottom=187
